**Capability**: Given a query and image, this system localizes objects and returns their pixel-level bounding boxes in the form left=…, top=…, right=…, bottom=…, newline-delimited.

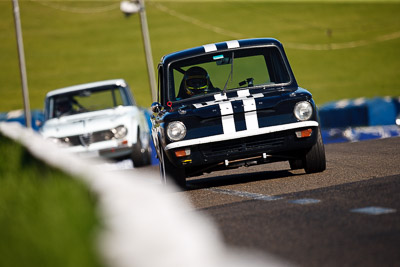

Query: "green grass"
left=0, top=133, right=103, bottom=267
left=0, top=1, right=400, bottom=110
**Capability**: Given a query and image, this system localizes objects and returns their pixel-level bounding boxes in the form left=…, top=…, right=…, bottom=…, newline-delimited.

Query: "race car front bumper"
left=165, top=121, right=319, bottom=168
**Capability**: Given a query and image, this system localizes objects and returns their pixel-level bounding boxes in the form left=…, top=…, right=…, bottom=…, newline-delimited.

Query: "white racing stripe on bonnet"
left=219, top=102, right=235, bottom=134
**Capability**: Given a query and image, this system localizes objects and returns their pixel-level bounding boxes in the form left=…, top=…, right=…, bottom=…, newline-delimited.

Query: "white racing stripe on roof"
left=203, top=40, right=239, bottom=53
left=203, top=43, right=217, bottom=53
left=226, top=40, right=240, bottom=49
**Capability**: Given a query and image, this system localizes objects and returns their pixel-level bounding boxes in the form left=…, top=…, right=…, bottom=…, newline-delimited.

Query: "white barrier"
left=0, top=122, right=289, bottom=267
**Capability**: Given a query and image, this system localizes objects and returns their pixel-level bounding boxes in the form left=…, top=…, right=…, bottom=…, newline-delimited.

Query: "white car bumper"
left=65, top=139, right=133, bottom=159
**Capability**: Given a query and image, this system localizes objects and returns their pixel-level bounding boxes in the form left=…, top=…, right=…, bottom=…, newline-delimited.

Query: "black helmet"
left=55, top=96, right=72, bottom=116
left=184, top=66, right=211, bottom=95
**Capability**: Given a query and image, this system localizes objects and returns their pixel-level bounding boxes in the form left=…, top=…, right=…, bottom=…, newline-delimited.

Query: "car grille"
left=58, top=129, right=116, bottom=147
left=199, top=133, right=286, bottom=158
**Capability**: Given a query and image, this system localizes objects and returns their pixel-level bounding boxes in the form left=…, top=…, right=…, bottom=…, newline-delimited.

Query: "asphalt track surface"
left=163, top=137, right=400, bottom=267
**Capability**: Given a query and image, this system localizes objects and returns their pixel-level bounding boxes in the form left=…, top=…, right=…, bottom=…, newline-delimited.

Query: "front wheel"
left=159, top=149, right=186, bottom=189
left=302, top=128, right=326, bottom=173
left=131, top=128, right=151, bottom=167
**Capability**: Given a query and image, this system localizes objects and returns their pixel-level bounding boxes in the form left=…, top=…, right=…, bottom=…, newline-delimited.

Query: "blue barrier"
left=319, top=97, right=399, bottom=128
left=367, top=97, right=397, bottom=126
left=319, top=97, right=400, bottom=144
left=321, top=125, right=400, bottom=144
left=319, top=99, right=368, bottom=128
left=142, top=108, right=159, bottom=165
left=0, top=110, right=44, bottom=131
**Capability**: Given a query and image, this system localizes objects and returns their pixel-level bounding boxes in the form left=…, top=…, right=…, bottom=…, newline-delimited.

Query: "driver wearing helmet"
left=181, top=66, right=215, bottom=97
left=55, top=97, right=74, bottom=117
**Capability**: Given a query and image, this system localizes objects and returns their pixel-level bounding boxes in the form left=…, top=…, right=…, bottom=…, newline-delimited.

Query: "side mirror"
left=151, top=102, right=162, bottom=113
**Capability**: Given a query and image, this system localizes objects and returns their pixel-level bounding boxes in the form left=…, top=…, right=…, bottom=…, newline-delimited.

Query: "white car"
left=40, top=79, right=151, bottom=167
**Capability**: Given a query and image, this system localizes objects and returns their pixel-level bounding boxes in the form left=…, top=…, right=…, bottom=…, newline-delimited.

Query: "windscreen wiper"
left=222, top=52, right=234, bottom=95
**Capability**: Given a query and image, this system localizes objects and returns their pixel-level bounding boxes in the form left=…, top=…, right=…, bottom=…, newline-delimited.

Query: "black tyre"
left=131, top=128, right=151, bottom=167
left=159, top=149, right=186, bottom=189
left=302, top=128, right=326, bottom=173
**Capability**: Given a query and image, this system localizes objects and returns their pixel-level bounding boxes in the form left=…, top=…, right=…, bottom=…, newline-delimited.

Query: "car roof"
left=45, top=79, right=128, bottom=97
left=159, top=38, right=283, bottom=66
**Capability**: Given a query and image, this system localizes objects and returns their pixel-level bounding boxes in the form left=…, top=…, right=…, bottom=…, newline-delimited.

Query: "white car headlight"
left=47, top=137, right=71, bottom=147
left=294, top=101, right=313, bottom=121
left=112, top=125, right=128, bottom=139
left=167, top=121, right=186, bottom=141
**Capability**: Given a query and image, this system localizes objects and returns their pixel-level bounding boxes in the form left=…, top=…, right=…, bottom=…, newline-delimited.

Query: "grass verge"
left=0, top=133, right=103, bottom=267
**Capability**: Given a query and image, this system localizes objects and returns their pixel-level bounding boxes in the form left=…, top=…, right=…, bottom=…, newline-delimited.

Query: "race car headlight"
left=47, top=137, right=71, bottom=147
left=112, top=125, right=128, bottom=139
left=167, top=121, right=186, bottom=141
left=294, top=101, right=313, bottom=121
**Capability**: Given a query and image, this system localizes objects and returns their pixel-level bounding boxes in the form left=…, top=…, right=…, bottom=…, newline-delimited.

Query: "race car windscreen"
left=168, top=46, right=290, bottom=101
left=47, top=86, right=130, bottom=119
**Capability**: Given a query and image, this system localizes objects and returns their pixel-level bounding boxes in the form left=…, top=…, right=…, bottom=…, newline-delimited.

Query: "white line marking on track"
left=288, top=198, right=321, bottom=205
left=351, top=206, right=396, bottom=215
left=208, top=188, right=283, bottom=201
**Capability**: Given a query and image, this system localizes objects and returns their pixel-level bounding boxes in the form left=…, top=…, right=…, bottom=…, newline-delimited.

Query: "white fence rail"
left=0, top=122, right=287, bottom=267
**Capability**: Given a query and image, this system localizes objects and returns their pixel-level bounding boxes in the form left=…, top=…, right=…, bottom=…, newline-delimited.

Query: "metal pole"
left=12, top=0, right=31, bottom=128
left=137, top=0, right=157, bottom=103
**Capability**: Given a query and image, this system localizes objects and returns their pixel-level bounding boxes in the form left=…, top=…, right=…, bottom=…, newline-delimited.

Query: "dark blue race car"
left=151, top=38, right=326, bottom=188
